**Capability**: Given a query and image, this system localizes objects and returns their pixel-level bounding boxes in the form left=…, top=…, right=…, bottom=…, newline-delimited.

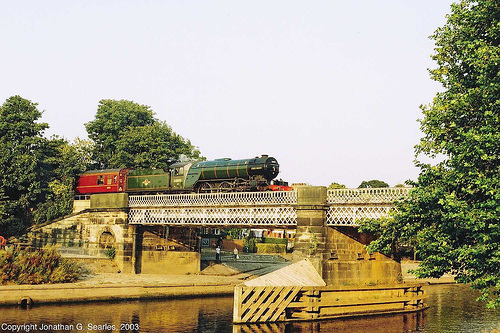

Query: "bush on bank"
left=256, top=243, right=286, bottom=254
left=0, top=246, right=83, bottom=285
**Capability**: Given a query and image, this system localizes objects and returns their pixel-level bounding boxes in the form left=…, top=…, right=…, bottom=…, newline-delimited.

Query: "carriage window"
left=107, top=177, right=112, bottom=185
left=97, top=176, right=104, bottom=185
left=174, top=167, right=183, bottom=176
left=113, top=175, right=117, bottom=184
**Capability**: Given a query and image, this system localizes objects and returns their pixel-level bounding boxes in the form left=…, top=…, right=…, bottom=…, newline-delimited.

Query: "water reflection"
left=1, top=297, right=234, bottom=333
left=1, top=285, right=499, bottom=333
left=234, top=312, right=425, bottom=333
left=422, top=284, right=500, bottom=333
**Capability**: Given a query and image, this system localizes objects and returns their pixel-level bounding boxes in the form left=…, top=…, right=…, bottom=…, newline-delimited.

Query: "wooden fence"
left=233, top=284, right=426, bottom=324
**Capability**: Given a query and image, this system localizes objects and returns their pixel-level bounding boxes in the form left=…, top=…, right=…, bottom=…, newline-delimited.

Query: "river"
left=1, top=284, right=499, bottom=332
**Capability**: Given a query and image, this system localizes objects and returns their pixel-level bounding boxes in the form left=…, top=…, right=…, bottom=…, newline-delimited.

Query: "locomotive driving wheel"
left=218, top=181, right=234, bottom=192
left=196, top=182, right=213, bottom=193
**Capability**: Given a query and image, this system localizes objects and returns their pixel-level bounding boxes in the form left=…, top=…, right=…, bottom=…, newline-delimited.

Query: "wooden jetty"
left=233, top=259, right=427, bottom=324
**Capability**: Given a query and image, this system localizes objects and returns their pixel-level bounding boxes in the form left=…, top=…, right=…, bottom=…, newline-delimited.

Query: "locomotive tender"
left=75, top=154, right=287, bottom=195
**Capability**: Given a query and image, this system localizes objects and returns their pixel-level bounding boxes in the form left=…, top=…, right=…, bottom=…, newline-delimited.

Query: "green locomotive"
left=128, top=154, right=279, bottom=193
left=76, top=154, right=282, bottom=194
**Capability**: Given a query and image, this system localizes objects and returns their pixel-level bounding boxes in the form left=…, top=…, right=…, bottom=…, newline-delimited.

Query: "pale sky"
left=1, top=1, right=455, bottom=188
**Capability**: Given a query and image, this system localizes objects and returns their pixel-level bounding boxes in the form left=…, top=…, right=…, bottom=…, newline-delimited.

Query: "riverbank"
left=0, top=259, right=455, bottom=307
left=401, top=260, right=456, bottom=284
left=0, top=273, right=248, bottom=307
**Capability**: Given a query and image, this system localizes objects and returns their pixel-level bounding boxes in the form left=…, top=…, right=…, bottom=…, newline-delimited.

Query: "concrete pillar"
left=292, top=186, right=328, bottom=276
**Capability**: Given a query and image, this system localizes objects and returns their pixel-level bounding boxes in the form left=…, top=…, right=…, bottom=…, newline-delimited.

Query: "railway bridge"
left=127, top=187, right=409, bottom=227
left=31, top=186, right=411, bottom=286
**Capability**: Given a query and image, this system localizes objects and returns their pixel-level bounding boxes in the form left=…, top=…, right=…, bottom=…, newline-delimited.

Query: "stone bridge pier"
left=292, top=186, right=401, bottom=286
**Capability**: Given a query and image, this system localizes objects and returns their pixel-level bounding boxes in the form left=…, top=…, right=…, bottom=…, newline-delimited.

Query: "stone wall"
left=322, top=227, right=401, bottom=285
left=30, top=194, right=134, bottom=273
left=30, top=209, right=134, bottom=273
left=30, top=194, right=200, bottom=275
left=141, top=251, right=200, bottom=275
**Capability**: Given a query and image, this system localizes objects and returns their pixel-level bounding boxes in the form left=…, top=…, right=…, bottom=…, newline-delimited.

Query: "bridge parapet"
left=129, top=191, right=297, bottom=226
left=326, top=187, right=411, bottom=226
left=129, top=190, right=297, bottom=207
left=327, top=187, right=411, bottom=204
left=127, top=187, right=411, bottom=227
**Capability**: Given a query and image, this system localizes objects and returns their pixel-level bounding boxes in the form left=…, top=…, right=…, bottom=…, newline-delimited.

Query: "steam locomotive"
left=75, top=154, right=290, bottom=195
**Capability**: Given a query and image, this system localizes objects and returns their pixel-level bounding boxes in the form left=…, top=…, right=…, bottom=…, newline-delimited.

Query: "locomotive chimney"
left=261, top=154, right=269, bottom=158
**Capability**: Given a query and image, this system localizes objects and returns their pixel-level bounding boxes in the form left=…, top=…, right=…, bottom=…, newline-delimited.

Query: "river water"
left=1, top=284, right=499, bottom=333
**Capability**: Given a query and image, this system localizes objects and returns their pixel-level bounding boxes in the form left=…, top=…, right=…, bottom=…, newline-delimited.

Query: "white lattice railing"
left=126, top=188, right=406, bottom=226
left=129, top=207, right=297, bottom=226
left=326, top=206, right=394, bottom=226
left=129, top=191, right=297, bottom=207
left=327, top=187, right=411, bottom=204
left=130, top=205, right=394, bottom=227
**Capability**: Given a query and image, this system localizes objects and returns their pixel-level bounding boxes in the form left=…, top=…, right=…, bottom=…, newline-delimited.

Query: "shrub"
left=243, top=238, right=257, bottom=253
left=104, top=247, right=116, bottom=260
left=262, top=237, right=288, bottom=245
left=243, top=230, right=258, bottom=253
left=0, top=246, right=83, bottom=285
left=256, top=243, right=286, bottom=254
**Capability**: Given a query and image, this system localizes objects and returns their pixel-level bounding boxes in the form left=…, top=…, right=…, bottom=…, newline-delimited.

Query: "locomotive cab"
left=170, top=162, right=193, bottom=190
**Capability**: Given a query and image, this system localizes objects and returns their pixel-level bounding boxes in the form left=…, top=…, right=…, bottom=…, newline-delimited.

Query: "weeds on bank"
left=0, top=246, right=84, bottom=285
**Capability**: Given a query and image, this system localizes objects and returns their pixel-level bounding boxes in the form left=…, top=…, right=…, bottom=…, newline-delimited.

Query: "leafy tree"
left=361, top=0, right=500, bottom=308
left=0, top=96, right=49, bottom=237
left=85, top=99, right=155, bottom=169
left=225, top=228, right=243, bottom=240
left=33, top=138, right=93, bottom=224
left=358, top=180, right=389, bottom=188
left=114, top=121, right=200, bottom=169
left=328, top=182, right=346, bottom=189
left=85, top=99, right=200, bottom=169
left=243, top=230, right=257, bottom=253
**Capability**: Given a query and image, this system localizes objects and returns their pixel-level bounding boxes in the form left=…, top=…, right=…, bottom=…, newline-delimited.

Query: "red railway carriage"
left=75, top=169, right=128, bottom=194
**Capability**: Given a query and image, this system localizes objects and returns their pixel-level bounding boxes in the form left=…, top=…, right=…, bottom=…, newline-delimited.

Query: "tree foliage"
left=114, top=121, right=200, bottom=169
left=85, top=99, right=200, bottom=169
left=32, top=138, right=92, bottom=224
left=0, top=96, right=93, bottom=237
left=0, top=96, right=49, bottom=237
left=361, top=0, right=500, bottom=308
left=328, top=182, right=346, bottom=189
left=358, top=180, right=389, bottom=188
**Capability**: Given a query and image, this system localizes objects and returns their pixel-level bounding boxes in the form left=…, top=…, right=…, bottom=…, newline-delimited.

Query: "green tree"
left=361, top=0, right=500, bottom=308
left=358, top=180, right=389, bottom=188
left=85, top=99, right=200, bottom=169
left=85, top=99, right=155, bottom=169
left=226, top=228, right=242, bottom=240
left=114, top=121, right=200, bottom=169
left=0, top=96, right=50, bottom=237
left=243, top=230, right=257, bottom=253
left=328, top=182, right=346, bottom=189
left=32, top=138, right=93, bottom=224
